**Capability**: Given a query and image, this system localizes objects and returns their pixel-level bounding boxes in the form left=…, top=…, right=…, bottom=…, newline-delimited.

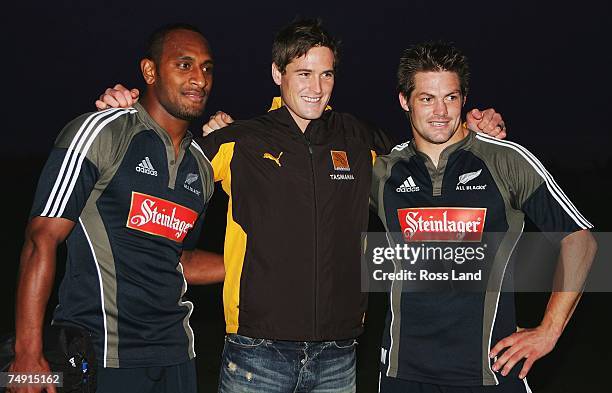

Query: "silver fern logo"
left=184, top=173, right=201, bottom=196
left=185, top=173, right=199, bottom=185
left=457, top=169, right=482, bottom=185
left=456, top=169, right=487, bottom=191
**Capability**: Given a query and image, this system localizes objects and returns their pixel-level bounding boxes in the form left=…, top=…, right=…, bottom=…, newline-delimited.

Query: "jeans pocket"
left=332, top=338, right=358, bottom=349
left=225, top=334, right=266, bottom=348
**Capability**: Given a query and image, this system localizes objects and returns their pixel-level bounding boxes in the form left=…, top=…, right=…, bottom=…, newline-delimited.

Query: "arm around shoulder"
left=181, top=249, right=224, bottom=285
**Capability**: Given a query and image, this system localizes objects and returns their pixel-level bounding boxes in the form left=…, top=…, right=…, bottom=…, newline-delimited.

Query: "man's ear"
left=141, top=58, right=156, bottom=85
left=271, top=63, right=282, bottom=86
left=399, top=92, right=410, bottom=112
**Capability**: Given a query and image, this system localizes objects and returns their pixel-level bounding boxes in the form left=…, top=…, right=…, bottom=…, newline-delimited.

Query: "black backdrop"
left=2, top=1, right=611, bottom=392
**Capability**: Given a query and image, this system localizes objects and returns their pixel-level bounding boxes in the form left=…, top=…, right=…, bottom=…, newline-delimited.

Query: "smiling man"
left=400, top=71, right=466, bottom=149
left=372, top=41, right=596, bottom=393
left=201, top=23, right=380, bottom=392
left=270, top=44, right=335, bottom=129
left=10, top=24, right=223, bottom=393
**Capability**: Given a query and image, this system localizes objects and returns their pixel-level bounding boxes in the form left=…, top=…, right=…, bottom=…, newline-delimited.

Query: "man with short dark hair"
left=10, top=24, right=223, bottom=393
left=372, top=41, right=596, bottom=393
left=203, top=20, right=384, bottom=392
left=96, top=19, right=506, bottom=393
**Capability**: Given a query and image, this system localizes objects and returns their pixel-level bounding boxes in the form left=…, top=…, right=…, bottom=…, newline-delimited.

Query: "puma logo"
left=263, top=152, right=283, bottom=167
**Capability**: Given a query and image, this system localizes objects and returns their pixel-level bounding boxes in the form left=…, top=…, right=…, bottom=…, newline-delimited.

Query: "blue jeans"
left=218, top=334, right=357, bottom=393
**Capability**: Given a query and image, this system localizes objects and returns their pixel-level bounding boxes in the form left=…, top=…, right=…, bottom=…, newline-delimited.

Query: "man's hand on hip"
left=489, top=325, right=560, bottom=379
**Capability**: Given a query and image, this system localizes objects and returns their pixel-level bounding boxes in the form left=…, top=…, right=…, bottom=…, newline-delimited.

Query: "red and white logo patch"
left=397, top=207, right=486, bottom=242
left=126, top=192, right=198, bottom=242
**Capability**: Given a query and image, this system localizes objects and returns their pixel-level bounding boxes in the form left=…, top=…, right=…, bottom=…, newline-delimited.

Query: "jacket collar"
left=268, top=99, right=333, bottom=142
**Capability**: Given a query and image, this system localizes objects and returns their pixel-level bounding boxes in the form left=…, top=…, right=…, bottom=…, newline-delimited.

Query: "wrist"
left=14, top=337, right=43, bottom=357
left=538, top=318, right=563, bottom=339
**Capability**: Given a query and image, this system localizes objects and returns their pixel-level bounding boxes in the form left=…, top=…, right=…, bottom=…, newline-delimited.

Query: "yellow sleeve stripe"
left=211, top=142, right=235, bottom=186
left=223, top=195, right=247, bottom=333
left=211, top=141, right=247, bottom=333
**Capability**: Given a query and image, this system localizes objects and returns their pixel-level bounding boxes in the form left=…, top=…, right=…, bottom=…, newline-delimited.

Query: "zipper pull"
left=303, top=133, right=313, bottom=154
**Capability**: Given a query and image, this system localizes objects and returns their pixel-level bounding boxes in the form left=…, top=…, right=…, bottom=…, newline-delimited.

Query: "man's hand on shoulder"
left=202, top=111, right=234, bottom=136
left=95, top=84, right=140, bottom=110
left=466, top=108, right=506, bottom=139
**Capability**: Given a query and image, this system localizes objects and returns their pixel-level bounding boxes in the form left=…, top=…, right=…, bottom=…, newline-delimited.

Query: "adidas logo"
left=136, top=157, right=158, bottom=176
left=396, top=176, right=419, bottom=192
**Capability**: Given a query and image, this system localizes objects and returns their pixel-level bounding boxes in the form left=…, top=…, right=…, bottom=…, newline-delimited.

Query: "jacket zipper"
left=303, top=134, right=318, bottom=338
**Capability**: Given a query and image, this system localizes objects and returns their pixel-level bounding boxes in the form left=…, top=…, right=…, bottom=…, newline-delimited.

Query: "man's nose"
left=310, top=76, right=322, bottom=94
left=190, top=69, right=208, bottom=89
left=433, top=99, right=448, bottom=116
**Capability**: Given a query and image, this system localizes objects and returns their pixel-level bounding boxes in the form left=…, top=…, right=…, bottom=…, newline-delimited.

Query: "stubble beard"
left=156, top=76, right=206, bottom=122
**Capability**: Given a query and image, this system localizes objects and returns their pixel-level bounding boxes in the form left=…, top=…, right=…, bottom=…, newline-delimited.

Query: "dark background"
left=2, top=1, right=611, bottom=392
